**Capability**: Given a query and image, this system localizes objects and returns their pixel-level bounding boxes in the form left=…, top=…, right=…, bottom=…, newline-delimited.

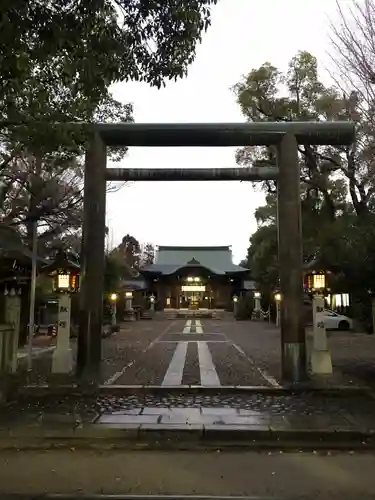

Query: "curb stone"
left=0, top=424, right=374, bottom=450
left=14, top=384, right=374, bottom=398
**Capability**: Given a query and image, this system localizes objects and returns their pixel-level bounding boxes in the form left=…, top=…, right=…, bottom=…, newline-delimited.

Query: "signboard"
left=181, top=285, right=206, bottom=292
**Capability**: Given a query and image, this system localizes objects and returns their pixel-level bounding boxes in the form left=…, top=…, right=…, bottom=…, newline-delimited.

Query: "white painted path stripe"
left=162, top=341, right=188, bottom=386
left=104, top=320, right=176, bottom=385
left=158, top=340, right=228, bottom=343
left=232, top=342, right=281, bottom=388
left=197, top=341, right=220, bottom=386
left=195, top=319, right=203, bottom=334
left=183, top=319, right=191, bottom=334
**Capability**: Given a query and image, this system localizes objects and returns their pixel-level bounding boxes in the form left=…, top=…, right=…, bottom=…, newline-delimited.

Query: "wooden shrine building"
left=139, top=245, right=252, bottom=310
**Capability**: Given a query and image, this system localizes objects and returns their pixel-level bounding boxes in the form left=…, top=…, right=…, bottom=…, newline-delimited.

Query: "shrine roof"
left=141, top=245, right=249, bottom=276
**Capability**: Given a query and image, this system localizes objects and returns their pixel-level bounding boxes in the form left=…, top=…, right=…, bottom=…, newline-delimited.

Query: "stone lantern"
left=305, top=263, right=332, bottom=375
left=42, top=250, right=80, bottom=373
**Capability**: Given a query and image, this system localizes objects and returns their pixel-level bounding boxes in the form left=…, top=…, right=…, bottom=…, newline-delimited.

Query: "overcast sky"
left=106, top=0, right=340, bottom=263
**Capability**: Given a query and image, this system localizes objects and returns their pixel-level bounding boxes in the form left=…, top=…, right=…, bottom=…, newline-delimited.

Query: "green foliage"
left=111, top=234, right=142, bottom=270
left=104, top=253, right=133, bottom=293
left=235, top=50, right=375, bottom=319
left=0, top=0, right=217, bottom=124
left=235, top=296, right=254, bottom=320
left=233, top=51, right=371, bottom=218
left=0, top=0, right=217, bottom=254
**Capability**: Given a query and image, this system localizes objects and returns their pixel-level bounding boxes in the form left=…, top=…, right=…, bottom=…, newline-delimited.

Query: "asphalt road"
left=1, top=449, right=375, bottom=498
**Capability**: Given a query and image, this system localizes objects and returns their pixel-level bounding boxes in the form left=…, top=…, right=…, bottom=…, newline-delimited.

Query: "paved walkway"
left=100, top=317, right=281, bottom=387
left=16, top=316, right=375, bottom=389
left=1, top=389, right=375, bottom=448
left=6, top=317, right=375, bottom=448
left=2, top=450, right=375, bottom=498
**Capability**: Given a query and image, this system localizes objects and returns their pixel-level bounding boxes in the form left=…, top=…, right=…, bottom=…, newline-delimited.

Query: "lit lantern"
left=125, top=291, right=133, bottom=298
left=306, top=271, right=327, bottom=294
left=110, top=293, right=118, bottom=302
left=150, top=295, right=155, bottom=303
left=43, top=250, right=80, bottom=293
left=233, top=295, right=238, bottom=303
left=274, top=292, right=282, bottom=302
left=254, top=291, right=261, bottom=299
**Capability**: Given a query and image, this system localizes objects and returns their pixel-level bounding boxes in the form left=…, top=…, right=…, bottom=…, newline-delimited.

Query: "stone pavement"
left=227, top=319, right=375, bottom=389
left=1, top=389, right=375, bottom=449
left=5, top=317, right=375, bottom=452
left=2, top=449, right=375, bottom=498
left=15, top=315, right=375, bottom=390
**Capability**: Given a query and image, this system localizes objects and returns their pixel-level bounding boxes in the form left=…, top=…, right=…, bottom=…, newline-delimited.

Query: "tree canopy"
left=1, top=0, right=217, bottom=124
left=0, top=0, right=217, bottom=258
left=235, top=42, right=375, bottom=319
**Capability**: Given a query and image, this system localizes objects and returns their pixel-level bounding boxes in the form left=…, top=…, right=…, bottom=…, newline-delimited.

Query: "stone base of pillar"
left=123, top=312, right=135, bottom=321
left=253, top=309, right=262, bottom=321
left=52, top=347, right=73, bottom=374
left=310, top=349, right=332, bottom=375
left=282, top=341, right=308, bottom=384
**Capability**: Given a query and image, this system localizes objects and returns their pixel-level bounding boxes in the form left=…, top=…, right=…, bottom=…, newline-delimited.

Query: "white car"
left=324, top=309, right=353, bottom=330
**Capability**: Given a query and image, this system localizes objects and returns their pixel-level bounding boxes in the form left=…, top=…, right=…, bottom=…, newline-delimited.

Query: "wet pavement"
left=8, top=315, right=375, bottom=445
left=19, top=316, right=375, bottom=389
left=1, top=390, right=375, bottom=447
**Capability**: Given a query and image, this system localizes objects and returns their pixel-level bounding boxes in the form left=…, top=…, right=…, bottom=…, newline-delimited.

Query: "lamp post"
left=274, top=292, right=282, bottom=327
left=43, top=251, right=80, bottom=374
left=306, top=270, right=332, bottom=374
left=150, top=294, right=155, bottom=312
left=254, top=291, right=261, bottom=320
left=109, top=293, right=118, bottom=326
left=233, top=295, right=239, bottom=317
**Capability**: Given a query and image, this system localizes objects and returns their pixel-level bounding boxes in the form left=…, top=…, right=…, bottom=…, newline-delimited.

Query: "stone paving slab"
left=1, top=391, right=375, bottom=449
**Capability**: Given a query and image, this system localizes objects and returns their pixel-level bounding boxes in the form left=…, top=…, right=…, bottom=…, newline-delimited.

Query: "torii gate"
left=76, top=121, right=355, bottom=385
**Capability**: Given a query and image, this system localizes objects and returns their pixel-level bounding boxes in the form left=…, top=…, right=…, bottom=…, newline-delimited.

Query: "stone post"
left=276, top=299, right=281, bottom=328
left=277, top=133, right=307, bottom=384
left=4, top=288, right=21, bottom=373
left=233, top=296, right=239, bottom=317
left=254, top=292, right=261, bottom=320
left=150, top=295, right=155, bottom=312
left=125, top=292, right=133, bottom=311
left=310, top=294, right=332, bottom=374
left=124, top=291, right=134, bottom=321
left=77, top=131, right=107, bottom=382
left=111, top=301, right=117, bottom=326
left=52, top=292, right=73, bottom=373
